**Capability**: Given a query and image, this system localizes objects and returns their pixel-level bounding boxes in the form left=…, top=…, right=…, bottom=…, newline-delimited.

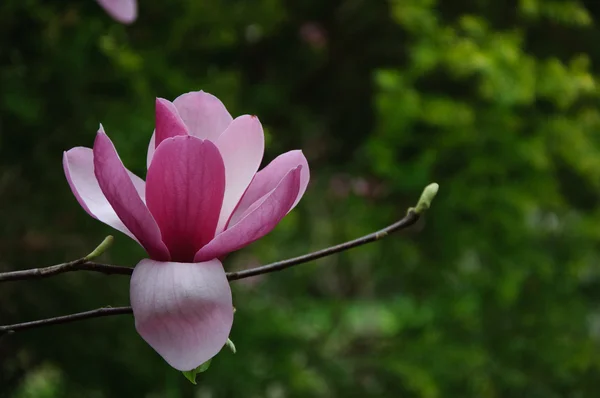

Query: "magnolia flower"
left=63, top=91, right=309, bottom=370
left=96, top=0, right=137, bottom=24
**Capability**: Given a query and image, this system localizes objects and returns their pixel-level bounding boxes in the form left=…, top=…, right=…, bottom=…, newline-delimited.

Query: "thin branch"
left=0, top=260, right=133, bottom=282
left=0, top=235, right=128, bottom=282
left=226, top=210, right=419, bottom=280
left=0, top=307, right=133, bottom=335
left=0, top=211, right=420, bottom=335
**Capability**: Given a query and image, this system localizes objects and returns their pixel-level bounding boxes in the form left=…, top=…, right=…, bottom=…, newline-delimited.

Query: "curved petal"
left=63, top=146, right=146, bottom=239
left=146, top=136, right=225, bottom=262
left=195, top=166, right=302, bottom=262
left=173, top=91, right=232, bottom=141
left=147, top=132, right=156, bottom=169
left=93, top=127, right=170, bottom=261
left=95, top=0, right=138, bottom=24
left=214, top=115, right=265, bottom=233
left=229, top=150, right=309, bottom=227
left=155, top=98, right=189, bottom=147
left=147, top=99, right=190, bottom=168
left=130, top=259, right=233, bottom=371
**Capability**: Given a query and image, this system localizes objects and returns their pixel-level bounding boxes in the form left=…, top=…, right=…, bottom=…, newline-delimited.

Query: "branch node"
left=375, top=231, right=388, bottom=239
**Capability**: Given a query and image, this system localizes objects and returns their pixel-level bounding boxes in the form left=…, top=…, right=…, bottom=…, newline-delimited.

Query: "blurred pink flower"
left=63, top=91, right=310, bottom=370
left=299, top=22, right=327, bottom=49
left=96, top=0, right=137, bottom=24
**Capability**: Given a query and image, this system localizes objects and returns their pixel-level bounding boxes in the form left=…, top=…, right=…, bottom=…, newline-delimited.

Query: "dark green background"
left=2, top=0, right=600, bottom=396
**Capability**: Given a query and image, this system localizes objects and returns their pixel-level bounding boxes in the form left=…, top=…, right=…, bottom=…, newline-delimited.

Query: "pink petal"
left=195, top=166, right=302, bottom=262
left=146, top=136, right=226, bottom=262
left=93, top=127, right=170, bottom=261
left=95, top=0, right=137, bottom=24
left=146, top=132, right=155, bottom=169
left=229, top=150, right=309, bottom=227
left=173, top=91, right=233, bottom=141
left=214, top=115, right=265, bottom=233
left=155, top=98, right=189, bottom=148
left=147, top=99, right=189, bottom=169
left=130, top=259, right=233, bottom=371
left=63, top=146, right=146, bottom=240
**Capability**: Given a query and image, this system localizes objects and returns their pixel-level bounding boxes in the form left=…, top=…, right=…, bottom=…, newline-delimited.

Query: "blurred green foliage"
left=2, top=0, right=600, bottom=396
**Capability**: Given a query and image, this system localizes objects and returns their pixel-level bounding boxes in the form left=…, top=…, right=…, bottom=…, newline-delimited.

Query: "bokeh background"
left=2, top=0, right=600, bottom=396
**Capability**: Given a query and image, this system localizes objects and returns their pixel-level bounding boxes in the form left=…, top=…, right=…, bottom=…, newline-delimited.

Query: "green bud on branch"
left=410, top=183, right=439, bottom=215
left=84, top=236, right=114, bottom=260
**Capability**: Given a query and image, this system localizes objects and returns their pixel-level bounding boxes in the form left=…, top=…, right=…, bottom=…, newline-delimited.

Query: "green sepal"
left=182, top=359, right=212, bottom=384
left=226, top=338, right=236, bottom=354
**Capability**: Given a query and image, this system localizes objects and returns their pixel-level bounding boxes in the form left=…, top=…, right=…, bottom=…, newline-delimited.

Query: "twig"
left=0, top=260, right=133, bottom=282
left=0, top=235, right=128, bottom=282
left=0, top=211, right=419, bottom=335
left=226, top=210, right=419, bottom=280
left=0, top=307, right=132, bottom=334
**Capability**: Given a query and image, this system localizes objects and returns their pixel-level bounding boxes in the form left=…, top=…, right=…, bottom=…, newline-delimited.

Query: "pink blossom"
left=95, top=0, right=137, bottom=24
left=63, top=91, right=310, bottom=370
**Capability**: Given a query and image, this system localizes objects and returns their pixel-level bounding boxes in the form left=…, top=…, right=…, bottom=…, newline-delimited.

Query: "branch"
left=0, top=307, right=132, bottom=334
left=226, top=209, right=419, bottom=281
left=0, top=182, right=439, bottom=334
left=0, top=260, right=133, bottom=282
left=0, top=235, right=130, bottom=282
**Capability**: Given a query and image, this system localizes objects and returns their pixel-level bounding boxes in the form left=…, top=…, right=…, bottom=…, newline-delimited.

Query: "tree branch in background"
left=0, top=183, right=439, bottom=335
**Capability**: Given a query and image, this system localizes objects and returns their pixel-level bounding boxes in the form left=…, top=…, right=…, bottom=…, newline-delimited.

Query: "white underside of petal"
left=130, top=259, right=234, bottom=371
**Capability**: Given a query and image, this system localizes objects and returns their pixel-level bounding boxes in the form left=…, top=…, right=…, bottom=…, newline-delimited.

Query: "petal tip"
left=156, top=97, right=169, bottom=106
left=97, top=124, right=107, bottom=135
left=96, top=0, right=138, bottom=24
